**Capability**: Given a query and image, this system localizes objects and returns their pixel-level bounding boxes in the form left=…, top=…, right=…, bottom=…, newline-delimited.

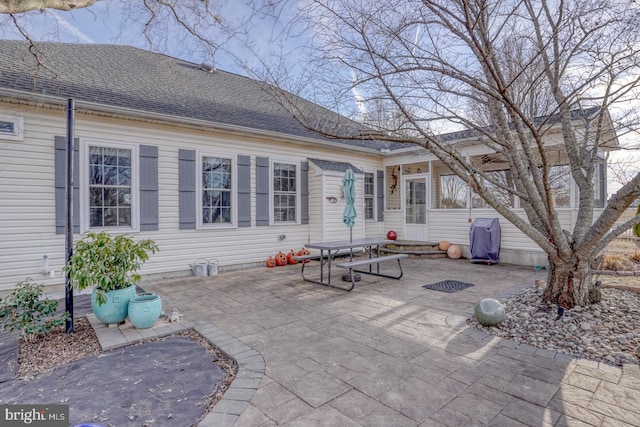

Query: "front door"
left=403, top=175, right=429, bottom=241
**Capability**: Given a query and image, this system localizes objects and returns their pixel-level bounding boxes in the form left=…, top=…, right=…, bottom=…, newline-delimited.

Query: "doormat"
left=422, top=280, right=475, bottom=293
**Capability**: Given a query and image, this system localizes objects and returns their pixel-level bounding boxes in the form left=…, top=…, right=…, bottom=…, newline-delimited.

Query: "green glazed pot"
left=91, top=285, right=137, bottom=325
left=128, top=293, right=162, bottom=329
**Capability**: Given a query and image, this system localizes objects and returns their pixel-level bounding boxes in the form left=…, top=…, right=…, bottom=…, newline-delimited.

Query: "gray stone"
left=580, top=322, right=592, bottom=331
left=474, top=298, right=506, bottom=326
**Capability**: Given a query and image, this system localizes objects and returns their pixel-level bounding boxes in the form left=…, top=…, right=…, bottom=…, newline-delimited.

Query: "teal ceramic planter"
left=91, top=285, right=137, bottom=325
left=128, top=293, right=162, bottom=329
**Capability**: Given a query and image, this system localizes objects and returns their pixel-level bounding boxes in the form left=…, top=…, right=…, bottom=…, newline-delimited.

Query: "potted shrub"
left=65, top=231, right=158, bottom=324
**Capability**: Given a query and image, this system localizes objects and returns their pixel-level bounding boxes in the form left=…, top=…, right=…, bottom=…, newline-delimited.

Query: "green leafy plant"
left=0, top=281, right=69, bottom=340
left=64, top=231, right=158, bottom=305
left=633, top=204, right=640, bottom=238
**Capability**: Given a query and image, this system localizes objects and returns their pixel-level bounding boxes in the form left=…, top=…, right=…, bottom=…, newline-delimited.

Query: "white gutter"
left=0, top=88, right=387, bottom=157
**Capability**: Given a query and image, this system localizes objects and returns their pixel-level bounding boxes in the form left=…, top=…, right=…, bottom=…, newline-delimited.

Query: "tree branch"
left=0, top=0, right=97, bottom=13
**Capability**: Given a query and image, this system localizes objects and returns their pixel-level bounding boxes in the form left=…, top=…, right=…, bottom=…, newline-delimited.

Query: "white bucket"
left=191, top=259, right=208, bottom=277
left=208, top=258, right=219, bottom=276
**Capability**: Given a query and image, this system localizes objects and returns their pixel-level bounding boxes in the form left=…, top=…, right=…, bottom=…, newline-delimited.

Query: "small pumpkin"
left=297, top=247, right=311, bottom=263
left=266, top=256, right=276, bottom=268
left=287, top=249, right=298, bottom=265
left=275, top=251, right=288, bottom=266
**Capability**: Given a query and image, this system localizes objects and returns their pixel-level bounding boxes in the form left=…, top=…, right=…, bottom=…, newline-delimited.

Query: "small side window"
left=0, top=115, right=24, bottom=141
left=364, top=172, right=375, bottom=220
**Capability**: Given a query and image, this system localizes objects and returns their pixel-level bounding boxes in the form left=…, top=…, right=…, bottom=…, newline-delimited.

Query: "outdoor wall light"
left=326, top=197, right=337, bottom=203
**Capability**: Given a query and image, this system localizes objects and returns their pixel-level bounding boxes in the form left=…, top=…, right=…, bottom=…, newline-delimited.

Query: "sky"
left=0, top=1, right=637, bottom=195
left=0, top=2, right=251, bottom=74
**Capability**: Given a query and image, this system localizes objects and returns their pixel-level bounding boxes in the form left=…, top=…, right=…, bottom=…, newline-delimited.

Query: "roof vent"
left=199, top=63, right=216, bottom=73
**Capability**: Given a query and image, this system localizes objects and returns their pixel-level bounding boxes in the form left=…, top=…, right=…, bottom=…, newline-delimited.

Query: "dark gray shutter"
left=55, top=136, right=80, bottom=234
left=301, top=161, right=309, bottom=225
left=179, top=149, right=196, bottom=229
left=237, top=155, right=251, bottom=227
left=256, top=157, right=270, bottom=226
left=139, top=145, right=159, bottom=231
left=376, top=170, right=384, bottom=221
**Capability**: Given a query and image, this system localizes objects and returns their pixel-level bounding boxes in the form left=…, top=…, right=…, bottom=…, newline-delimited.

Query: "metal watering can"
left=191, top=259, right=209, bottom=277
left=191, top=258, right=219, bottom=276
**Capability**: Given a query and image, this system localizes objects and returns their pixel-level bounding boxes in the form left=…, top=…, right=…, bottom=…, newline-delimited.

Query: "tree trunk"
left=542, top=257, right=601, bottom=309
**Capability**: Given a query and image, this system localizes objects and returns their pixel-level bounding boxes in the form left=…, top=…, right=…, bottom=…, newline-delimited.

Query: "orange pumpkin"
left=287, top=249, right=298, bottom=265
left=266, top=256, right=276, bottom=268
left=297, top=247, right=311, bottom=263
left=275, top=251, right=288, bottom=266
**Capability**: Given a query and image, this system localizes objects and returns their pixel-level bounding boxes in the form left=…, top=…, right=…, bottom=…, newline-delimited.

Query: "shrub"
left=0, top=281, right=69, bottom=340
left=601, top=253, right=626, bottom=271
left=64, top=231, right=158, bottom=305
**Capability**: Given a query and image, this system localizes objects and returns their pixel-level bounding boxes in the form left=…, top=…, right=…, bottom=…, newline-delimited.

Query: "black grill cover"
left=469, top=218, right=501, bottom=264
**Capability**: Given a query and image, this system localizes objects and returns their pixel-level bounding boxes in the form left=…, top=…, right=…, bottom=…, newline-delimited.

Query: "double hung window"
left=85, top=143, right=137, bottom=230
left=364, top=172, right=375, bottom=220
left=202, top=156, right=233, bottom=225
left=273, top=162, right=298, bottom=223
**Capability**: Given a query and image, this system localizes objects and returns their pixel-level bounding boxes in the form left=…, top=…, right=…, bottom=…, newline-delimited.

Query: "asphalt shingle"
left=0, top=40, right=410, bottom=152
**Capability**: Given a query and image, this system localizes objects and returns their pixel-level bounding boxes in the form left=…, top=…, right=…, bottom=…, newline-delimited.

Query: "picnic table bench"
left=335, top=253, right=409, bottom=290
left=294, top=238, right=408, bottom=291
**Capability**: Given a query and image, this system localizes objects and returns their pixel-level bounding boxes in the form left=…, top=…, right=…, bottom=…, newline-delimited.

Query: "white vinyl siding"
left=2, top=101, right=603, bottom=290
left=0, top=104, right=385, bottom=290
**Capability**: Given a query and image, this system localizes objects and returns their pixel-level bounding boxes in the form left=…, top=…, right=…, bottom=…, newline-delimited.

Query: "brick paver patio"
left=143, top=257, right=640, bottom=427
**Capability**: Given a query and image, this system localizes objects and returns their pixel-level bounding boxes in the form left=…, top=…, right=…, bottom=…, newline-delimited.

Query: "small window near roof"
left=0, top=115, right=23, bottom=141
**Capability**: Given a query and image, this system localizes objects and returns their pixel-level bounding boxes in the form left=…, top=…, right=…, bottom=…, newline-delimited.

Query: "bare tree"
left=0, top=0, right=228, bottom=63
left=246, top=0, right=640, bottom=308
left=0, top=0, right=97, bottom=13
left=608, top=152, right=640, bottom=189
left=3, top=0, right=639, bottom=308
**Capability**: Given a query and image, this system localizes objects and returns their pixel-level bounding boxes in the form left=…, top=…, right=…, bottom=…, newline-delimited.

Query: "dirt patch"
left=595, top=238, right=640, bottom=273
left=598, top=275, right=640, bottom=294
left=18, top=317, right=100, bottom=378
left=595, top=238, right=640, bottom=294
left=13, top=317, right=237, bottom=425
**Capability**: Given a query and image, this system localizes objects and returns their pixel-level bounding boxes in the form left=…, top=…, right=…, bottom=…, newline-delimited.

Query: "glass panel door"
left=403, top=175, right=429, bottom=241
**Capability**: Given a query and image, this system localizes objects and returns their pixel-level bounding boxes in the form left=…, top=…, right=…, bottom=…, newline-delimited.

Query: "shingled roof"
left=0, top=40, right=408, bottom=153
left=308, top=159, right=363, bottom=173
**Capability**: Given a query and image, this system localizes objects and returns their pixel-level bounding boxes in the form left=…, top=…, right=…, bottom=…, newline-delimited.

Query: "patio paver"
left=137, top=257, right=640, bottom=426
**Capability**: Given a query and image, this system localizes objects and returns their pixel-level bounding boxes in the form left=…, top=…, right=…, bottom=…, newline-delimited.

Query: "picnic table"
left=294, top=238, right=408, bottom=291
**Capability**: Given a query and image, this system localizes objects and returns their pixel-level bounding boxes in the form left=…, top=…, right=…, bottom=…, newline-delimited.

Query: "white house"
left=0, top=41, right=618, bottom=291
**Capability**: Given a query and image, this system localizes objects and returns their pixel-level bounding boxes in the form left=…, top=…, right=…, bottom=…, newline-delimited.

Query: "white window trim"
left=79, top=139, right=140, bottom=233
left=0, top=114, right=24, bottom=142
left=196, top=152, right=238, bottom=229
left=363, top=170, right=377, bottom=221
left=270, top=159, right=301, bottom=225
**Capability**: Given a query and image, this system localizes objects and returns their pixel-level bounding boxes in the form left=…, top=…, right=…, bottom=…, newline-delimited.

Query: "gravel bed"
left=467, top=287, right=640, bottom=366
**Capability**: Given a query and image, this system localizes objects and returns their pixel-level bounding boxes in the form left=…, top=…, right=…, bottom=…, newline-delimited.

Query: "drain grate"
left=422, top=280, right=475, bottom=293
